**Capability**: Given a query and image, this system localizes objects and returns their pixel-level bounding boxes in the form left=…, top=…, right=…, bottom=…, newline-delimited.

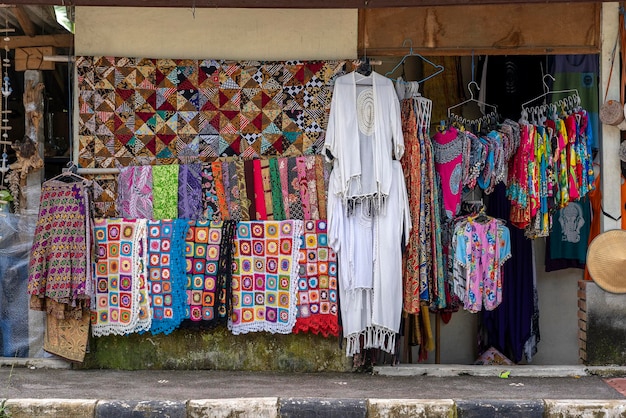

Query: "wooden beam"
left=0, top=0, right=614, bottom=8
left=13, top=6, right=37, bottom=37
left=361, top=4, right=600, bottom=56
left=4, top=33, right=72, bottom=49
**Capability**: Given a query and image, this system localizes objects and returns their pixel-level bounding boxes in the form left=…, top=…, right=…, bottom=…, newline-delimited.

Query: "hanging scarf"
left=229, top=220, right=304, bottom=334
left=215, top=220, right=237, bottom=324
left=178, top=163, right=203, bottom=220
left=146, top=219, right=189, bottom=335
left=221, top=160, right=234, bottom=219
left=296, top=156, right=311, bottom=220
left=152, top=164, right=179, bottom=220
left=253, top=159, right=267, bottom=219
left=235, top=158, right=251, bottom=221
left=225, top=158, right=242, bottom=221
left=212, top=160, right=229, bottom=220
left=201, top=163, right=221, bottom=222
left=315, top=155, right=327, bottom=220
left=400, top=99, right=422, bottom=314
left=278, top=157, right=291, bottom=219
left=28, top=179, right=93, bottom=317
left=244, top=159, right=257, bottom=220
left=269, top=157, right=285, bottom=220
left=261, top=159, right=274, bottom=220
left=287, top=156, right=304, bottom=219
left=306, top=155, right=320, bottom=220
left=91, top=218, right=150, bottom=336
left=293, top=220, right=339, bottom=337
left=117, top=165, right=153, bottom=219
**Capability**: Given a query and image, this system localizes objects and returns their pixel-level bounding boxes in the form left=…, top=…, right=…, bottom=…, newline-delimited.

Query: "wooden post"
left=17, top=70, right=44, bottom=214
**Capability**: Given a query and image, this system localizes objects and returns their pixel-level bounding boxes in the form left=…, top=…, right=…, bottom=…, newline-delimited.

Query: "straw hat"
left=587, top=229, right=626, bottom=293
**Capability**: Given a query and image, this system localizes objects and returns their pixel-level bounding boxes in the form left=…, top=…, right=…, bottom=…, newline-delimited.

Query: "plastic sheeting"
left=0, top=212, right=41, bottom=358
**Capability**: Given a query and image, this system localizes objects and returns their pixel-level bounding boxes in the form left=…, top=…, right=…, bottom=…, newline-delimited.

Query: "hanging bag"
left=599, top=22, right=626, bottom=130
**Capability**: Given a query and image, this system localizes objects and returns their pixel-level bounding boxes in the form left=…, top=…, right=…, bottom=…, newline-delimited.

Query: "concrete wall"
left=74, top=5, right=592, bottom=368
left=75, top=7, right=357, bottom=60
left=582, top=281, right=626, bottom=365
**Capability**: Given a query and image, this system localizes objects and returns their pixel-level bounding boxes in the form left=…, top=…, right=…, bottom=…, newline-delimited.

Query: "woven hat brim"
left=587, top=229, right=626, bottom=294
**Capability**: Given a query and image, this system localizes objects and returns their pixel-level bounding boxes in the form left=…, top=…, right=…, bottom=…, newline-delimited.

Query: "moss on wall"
left=80, top=328, right=351, bottom=372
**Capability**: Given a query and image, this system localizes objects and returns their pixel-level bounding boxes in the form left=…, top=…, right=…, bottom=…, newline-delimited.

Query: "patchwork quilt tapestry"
left=229, top=220, right=303, bottom=335
left=91, top=218, right=150, bottom=336
left=77, top=57, right=345, bottom=168
left=87, top=174, right=118, bottom=218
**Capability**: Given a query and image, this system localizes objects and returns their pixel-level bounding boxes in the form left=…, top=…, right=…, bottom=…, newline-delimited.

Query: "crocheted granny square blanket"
left=293, top=220, right=339, bottom=337
left=91, top=218, right=150, bottom=336
left=146, top=219, right=189, bottom=335
left=229, top=220, right=303, bottom=335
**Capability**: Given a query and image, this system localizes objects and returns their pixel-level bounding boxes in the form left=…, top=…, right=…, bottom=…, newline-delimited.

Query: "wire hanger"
left=447, top=80, right=498, bottom=119
left=385, top=39, right=444, bottom=85
left=47, top=160, right=90, bottom=184
left=520, top=74, right=580, bottom=118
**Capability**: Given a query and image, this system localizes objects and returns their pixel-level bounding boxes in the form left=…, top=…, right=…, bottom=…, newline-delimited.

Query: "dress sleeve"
left=389, top=88, right=405, bottom=160
left=326, top=170, right=342, bottom=253
left=322, top=82, right=340, bottom=163
left=454, top=223, right=469, bottom=267
left=497, top=222, right=512, bottom=266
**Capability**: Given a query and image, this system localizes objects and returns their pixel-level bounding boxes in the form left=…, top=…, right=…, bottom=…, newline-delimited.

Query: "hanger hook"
left=402, top=38, right=414, bottom=54
left=542, top=74, right=555, bottom=95
left=467, top=80, right=480, bottom=100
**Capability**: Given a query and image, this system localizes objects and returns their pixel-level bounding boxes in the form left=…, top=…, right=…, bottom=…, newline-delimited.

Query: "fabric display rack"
left=25, top=53, right=597, bottom=367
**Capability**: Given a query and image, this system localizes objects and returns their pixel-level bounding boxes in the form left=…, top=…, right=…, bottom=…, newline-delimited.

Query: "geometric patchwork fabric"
left=77, top=57, right=346, bottom=168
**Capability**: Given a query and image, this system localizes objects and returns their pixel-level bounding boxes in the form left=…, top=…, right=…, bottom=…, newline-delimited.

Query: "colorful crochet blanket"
left=184, top=220, right=223, bottom=323
left=146, top=219, right=189, bottom=335
left=229, top=220, right=303, bottom=335
left=91, top=218, right=150, bottom=336
left=293, top=220, right=339, bottom=337
left=182, top=220, right=237, bottom=329
left=76, top=57, right=345, bottom=168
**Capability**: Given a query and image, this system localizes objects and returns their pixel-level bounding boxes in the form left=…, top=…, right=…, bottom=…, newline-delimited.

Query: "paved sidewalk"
left=1, top=363, right=626, bottom=417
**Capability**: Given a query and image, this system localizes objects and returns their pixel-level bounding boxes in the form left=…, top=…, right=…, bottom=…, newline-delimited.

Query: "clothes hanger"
left=354, top=56, right=374, bottom=86
left=447, top=81, right=498, bottom=120
left=521, top=74, right=580, bottom=117
left=47, top=161, right=90, bottom=184
left=385, top=39, right=444, bottom=85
